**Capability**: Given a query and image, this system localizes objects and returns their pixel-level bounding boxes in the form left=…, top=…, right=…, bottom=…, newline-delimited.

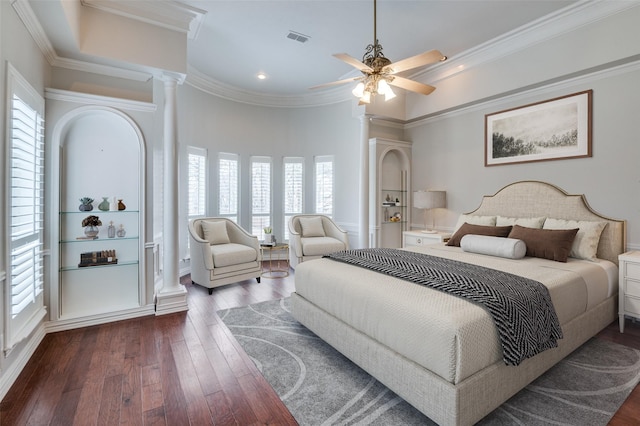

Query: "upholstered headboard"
left=466, top=181, right=626, bottom=265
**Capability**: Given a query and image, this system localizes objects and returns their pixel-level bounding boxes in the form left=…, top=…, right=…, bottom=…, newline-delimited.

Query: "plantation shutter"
left=187, top=147, right=207, bottom=218
left=283, top=157, right=304, bottom=241
left=6, top=64, right=47, bottom=351
left=314, top=155, right=334, bottom=217
left=251, top=156, right=271, bottom=239
left=218, top=152, right=239, bottom=223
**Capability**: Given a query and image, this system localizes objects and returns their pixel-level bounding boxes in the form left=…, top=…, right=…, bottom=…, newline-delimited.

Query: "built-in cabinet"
left=369, top=138, right=412, bottom=248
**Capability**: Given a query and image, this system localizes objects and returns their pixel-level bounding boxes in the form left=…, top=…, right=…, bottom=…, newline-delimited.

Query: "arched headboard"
left=467, top=181, right=626, bottom=265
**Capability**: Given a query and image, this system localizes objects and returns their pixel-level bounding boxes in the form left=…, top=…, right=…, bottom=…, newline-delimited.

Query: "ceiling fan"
left=311, top=0, right=447, bottom=104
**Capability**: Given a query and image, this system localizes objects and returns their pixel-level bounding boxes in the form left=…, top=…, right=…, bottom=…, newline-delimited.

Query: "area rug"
left=218, top=298, right=640, bottom=425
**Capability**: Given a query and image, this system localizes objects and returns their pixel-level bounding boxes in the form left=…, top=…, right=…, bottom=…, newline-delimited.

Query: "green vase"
left=98, top=197, right=110, bottom=211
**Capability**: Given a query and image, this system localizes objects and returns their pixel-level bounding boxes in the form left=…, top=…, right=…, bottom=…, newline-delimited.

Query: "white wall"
left=406, top=60, right=640, bottom=249
left=0, top=0, right=51, bottom=399
left=176, top=84, right=362, bottom=250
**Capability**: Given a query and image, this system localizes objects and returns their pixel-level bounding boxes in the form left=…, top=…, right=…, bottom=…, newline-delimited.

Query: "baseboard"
left=0, top=324, right=46, bottom=401
left=46, top=305, right=156, bottom=333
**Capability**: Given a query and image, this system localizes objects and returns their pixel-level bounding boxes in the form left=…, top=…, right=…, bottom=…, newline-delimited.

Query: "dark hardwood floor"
left=1, top=262, right=639, bottom=425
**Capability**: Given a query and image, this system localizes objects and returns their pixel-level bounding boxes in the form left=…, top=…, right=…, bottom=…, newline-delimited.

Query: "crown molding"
left=184, top=66, right=353, bottom=108
left=413, top=0, right=639, bottom=86
left=45, top=88, right=157, bottom=112
left=11, top=0, right=56, bottom=64
left=405, top=56, right=640, bottom=129
left=81, top=0, right=207, bottom=40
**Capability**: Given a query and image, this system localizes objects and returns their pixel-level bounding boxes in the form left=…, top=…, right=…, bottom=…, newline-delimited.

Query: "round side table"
left=260, top=243, right=290, bottom=278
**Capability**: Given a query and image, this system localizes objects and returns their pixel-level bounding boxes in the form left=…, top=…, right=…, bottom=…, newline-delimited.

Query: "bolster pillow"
left=460, top=234, right=526, bottom=259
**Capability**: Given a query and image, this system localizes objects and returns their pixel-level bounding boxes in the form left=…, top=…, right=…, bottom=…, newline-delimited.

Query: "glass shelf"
left=60, top=236, right=138, bottom=244
left=60, top=210, right=139, bottom=215
left=60, top=260, right=139, bottom=272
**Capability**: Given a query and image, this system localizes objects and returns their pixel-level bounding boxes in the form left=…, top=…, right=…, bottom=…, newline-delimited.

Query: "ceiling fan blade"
left=383, top=49, right=447, bottom=74
left=388, top=76, right=436, bottom=95
left=333, top=53, right=373, bottom=72
left=309, top=76, right=362, bottom=90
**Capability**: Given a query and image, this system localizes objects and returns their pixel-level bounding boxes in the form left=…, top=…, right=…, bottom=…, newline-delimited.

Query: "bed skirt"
left=291, top=291, right=616, bottom=426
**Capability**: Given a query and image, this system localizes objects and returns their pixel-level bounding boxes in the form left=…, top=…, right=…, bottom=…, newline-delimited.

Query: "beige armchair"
left=288, top=214, right=349, bottom=269
left=188, top=218, right=262, bottom=294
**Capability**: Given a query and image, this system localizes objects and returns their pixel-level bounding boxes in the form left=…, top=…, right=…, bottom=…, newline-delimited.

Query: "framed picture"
left=485, top=90, right=592, bottom=166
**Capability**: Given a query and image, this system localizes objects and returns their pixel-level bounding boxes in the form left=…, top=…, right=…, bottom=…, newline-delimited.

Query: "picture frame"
left=485, top=90, right=592, bottom=166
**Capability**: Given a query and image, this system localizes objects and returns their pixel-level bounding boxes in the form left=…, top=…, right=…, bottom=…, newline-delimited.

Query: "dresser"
left=618, top=251, right=640, bottom=332
left=403, top=230, right=451, bottom=248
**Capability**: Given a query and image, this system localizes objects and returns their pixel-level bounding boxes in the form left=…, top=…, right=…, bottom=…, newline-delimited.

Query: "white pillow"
left=299, top=216, right=325, bottom=237
left=543, top=218, right=607, bottom=261
left=460, top=234, right=526, bottom=259
left=496, top=216, right=546, bottom=229
left=201, top=220, right=231, bottom=245
left=453, top=214, right=497, bottom=233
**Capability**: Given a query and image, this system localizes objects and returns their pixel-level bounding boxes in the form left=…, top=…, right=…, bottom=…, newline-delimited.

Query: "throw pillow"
left=446, top=223, right=512, bottom=247
left=453, top=214, right=497, bottom=233
left=496, top=216, right=546, bottom=229
left=543, top=218, right=607, bottom=261
left=508, top=225, right=578, bottom=262
left=299, top=216, right=326, bottom=237
left=201, top=220, right=231, bottom=245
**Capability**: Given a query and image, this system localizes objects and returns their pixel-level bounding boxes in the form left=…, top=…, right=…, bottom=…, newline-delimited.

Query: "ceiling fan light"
left=352, top=82, right=365, bottom=97
left=384, top=87, right=396, bottom=101
left=378, top=79, right=396, bottom=101
left=360, top=91, right=371, bottom=104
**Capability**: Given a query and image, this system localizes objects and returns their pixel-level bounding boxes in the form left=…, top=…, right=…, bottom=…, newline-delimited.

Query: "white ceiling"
left=28, top=0, right=577, bottom=99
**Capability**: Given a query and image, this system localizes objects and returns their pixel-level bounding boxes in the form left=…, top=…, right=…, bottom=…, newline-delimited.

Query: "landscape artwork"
left=485, top=90, right=592, bottom=166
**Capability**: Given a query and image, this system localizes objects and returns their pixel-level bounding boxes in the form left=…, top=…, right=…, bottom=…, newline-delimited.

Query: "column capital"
left=158, top=71, right=186, bottom=85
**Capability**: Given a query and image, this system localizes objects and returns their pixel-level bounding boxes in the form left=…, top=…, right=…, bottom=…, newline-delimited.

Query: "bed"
left=290, top=181, right=626, bottom=426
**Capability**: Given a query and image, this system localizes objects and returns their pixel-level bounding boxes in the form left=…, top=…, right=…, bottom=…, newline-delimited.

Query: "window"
left=251, top=156, right=271, bottom=239
left=218, top=152, right=239, bottom=223
left=283, top=157, right=304, bottom=241
left=5, top=63, right=47, bottom=350
left=314, top=155, right=334, bottom=217
left=187, top=146, right=207, bottom=219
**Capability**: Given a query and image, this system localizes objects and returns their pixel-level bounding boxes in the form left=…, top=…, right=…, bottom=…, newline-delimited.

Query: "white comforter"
left=293, top=244, right=616, bottom=384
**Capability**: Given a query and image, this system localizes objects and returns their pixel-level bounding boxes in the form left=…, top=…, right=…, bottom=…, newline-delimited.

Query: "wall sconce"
left=413, top=190, right=446, bottom=233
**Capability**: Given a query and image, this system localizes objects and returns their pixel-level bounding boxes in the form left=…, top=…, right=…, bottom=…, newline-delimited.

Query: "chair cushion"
left=301, top=236, right=345, bottom=256
left=299, top=216, right=326, bottom=237
left=211, top=243, right=257, bottom=267
left=201, top=220, right=230, bottom=245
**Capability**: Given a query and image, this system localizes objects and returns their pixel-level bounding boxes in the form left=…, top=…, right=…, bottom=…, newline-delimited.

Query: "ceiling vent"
left=287, top=31, right=310, bottom=43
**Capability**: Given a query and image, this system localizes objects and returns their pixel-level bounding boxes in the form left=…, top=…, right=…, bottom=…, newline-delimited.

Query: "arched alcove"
left=49, top=106, right=148, bottom=323
left=370, top=138, right=412, bottom=248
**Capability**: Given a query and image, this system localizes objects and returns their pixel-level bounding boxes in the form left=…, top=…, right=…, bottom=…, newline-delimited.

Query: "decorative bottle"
left=116, top=224, right=126, bottom=238
left=117, top=199, right=126, bottom=211
left=98, top=197, right=110, bottom=211
left=107, top=221, right=116, bottom=238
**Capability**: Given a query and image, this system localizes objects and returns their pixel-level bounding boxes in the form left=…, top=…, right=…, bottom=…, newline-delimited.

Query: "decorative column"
left=358, top=115, right=371, bottom=248
left=156, top=74, right=188, bottom=315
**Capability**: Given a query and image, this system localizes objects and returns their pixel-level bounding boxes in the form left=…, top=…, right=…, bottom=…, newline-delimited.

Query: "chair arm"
left=288, top=222, right=304, bottom=258
left=189, top=230, right=214, bottom=270
left=324, top=222, right=350, bottom=249
left=227, top=225, right=262, bottom=261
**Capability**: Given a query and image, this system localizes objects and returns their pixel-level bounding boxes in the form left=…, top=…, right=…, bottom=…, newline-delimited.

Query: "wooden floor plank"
left=170, top=340, right=214, bottom=425
left=2, top=269, right=639, bottom=426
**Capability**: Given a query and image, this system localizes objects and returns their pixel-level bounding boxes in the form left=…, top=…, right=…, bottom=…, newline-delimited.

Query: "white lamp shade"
left=413, top=190, right=446, bottom=209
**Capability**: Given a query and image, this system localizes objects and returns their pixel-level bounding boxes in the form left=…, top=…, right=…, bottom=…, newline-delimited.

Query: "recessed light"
left=257, top=72, right=267, bottom=80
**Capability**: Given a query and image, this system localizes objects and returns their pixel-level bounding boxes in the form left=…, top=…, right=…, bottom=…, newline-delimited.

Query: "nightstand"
left=403, top=230, right=451, bottom=248
left=618, top=251, right=640, bottom=332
